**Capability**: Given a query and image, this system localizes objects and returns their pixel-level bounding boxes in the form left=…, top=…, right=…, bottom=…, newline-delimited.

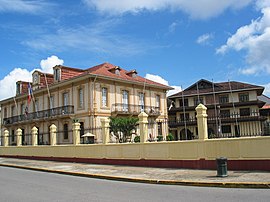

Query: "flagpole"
left=181, top=85, right=188, bottom=140
left=212, top=79, right=219, bottom=136
left=44, top=73, right=52, bottom=111
left=228, top=80, right=240, bottom=136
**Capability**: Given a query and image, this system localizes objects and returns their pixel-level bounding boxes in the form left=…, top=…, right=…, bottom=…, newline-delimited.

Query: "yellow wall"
left=1, top=136, right=270, bottom=160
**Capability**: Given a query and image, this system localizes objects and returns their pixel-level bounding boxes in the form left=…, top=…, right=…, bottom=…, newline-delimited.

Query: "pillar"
left=16, top=128, right=22, bottom=146
left=3, top=130, right=9, bottom=147
left=50, top=124, right=57, bottom=146
left=138, top=112, right=149, bottom=143
left=101, top=118, right=110, bottom=144
left=196, top=104, right=208, bottom=140
left=31, top=126, right=38, bottom=146
left=72, top=122, right=81, bottom=145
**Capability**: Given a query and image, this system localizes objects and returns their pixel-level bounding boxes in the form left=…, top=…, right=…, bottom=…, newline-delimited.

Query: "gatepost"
left=72, top=122, right=81, bottom=145
left=3, top=129, right=9, bottom=147
left=16, top=128, right=22, bottom=146
left=31, top=126, right=38, bottom=146
left=50, top=124, right=57, bottom=146
left=195, top=104, right=208, bottom=140
left=101, top=118, right=110, bottom=144
left=138, top=112, right=148, bottom=143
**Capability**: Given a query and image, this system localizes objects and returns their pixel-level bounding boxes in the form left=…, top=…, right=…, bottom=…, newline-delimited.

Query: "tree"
left=109, top=117, right=139, bottom=143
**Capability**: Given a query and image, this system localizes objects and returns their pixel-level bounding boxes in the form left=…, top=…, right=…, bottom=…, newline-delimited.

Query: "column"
left=72, top=122, right=81, bottom=145
left=138, top=111, right=149, bottom=143
left=101, top=118, right=110, bottom=144
left=3, top=130, right=9, bottom=147
left=195, top=104, right=208, bottom=140
left=16, top=128, right=22, bottom=146
left=50, top=124, right=57, bottom=146
left=31, top=126, right=38, bottom=146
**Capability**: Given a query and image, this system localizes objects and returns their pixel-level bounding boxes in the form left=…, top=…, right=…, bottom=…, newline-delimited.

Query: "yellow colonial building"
left=0, top=63, right=172, bottom=145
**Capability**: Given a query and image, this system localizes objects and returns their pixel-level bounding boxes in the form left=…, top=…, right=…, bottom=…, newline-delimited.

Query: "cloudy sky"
left=1, top=0, right=270, bottom=100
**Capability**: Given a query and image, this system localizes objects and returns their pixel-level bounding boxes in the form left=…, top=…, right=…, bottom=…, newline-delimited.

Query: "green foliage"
left=134, top=136, right=140, bottom=143
left=157, top=135, right=163, bottom=141
left=166, top=133, right=174, bottom=141
left=109, top=117, right=139, bottom=143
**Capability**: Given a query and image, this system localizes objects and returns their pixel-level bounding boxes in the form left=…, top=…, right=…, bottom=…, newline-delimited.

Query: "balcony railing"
left=3, top=105, right=74, bottom=125
left=169, top=111, right=267, bottom=127
left=111, top=103, right=161, bottom=116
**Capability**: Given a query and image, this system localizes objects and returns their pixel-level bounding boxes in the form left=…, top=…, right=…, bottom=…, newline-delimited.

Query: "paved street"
left=0, top=166, right=269, bottom=202
left=0, top=158, right=269, bottom=188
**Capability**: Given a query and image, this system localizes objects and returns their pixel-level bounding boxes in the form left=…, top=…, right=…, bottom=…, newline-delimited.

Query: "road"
left=0, top=166, right=269, bottom=202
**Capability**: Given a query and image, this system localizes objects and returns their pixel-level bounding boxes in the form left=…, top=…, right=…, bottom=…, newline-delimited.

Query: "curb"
left=1, top=163, right=270, bottom=189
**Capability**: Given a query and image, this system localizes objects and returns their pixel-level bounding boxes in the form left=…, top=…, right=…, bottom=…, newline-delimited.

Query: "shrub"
left=157, top=135, right=163, bottom=141
left=166, top=133, right=174, bottom=141
left=134, top=136, right=140, bottom=143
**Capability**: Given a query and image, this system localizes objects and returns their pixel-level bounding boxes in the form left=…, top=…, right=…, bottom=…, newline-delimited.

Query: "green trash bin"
left=216, top=157, right=228, bottom=177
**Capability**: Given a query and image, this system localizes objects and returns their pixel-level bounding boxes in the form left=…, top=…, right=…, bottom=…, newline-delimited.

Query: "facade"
left=168, top=79, right=268, bottom=140
left=0, top=63, right=172, bottom=145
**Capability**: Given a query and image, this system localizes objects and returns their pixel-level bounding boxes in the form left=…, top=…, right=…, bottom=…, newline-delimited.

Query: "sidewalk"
left=0, top=157, right=269, bottom=188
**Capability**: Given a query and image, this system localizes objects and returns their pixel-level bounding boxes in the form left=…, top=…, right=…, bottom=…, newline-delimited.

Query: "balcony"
left=3, top=105, right=74, bottom=125
left=168, top=111, right=267, bottom=128
left=111, top=103, right=161, bottom=116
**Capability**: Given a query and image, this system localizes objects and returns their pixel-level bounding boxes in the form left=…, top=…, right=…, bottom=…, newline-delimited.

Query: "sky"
left=1, top=0, right=270, bottom=100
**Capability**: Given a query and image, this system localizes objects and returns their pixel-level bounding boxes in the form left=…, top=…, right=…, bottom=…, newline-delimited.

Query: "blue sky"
left=1, top=0, right=270, bottom=100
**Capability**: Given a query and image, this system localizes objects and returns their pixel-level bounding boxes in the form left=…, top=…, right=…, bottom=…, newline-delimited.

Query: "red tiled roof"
left=84, top=63, right=171, bottom=89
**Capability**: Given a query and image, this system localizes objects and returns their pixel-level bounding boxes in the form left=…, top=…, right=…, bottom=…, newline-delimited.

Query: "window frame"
left=101, top=87, right=108, bottom=108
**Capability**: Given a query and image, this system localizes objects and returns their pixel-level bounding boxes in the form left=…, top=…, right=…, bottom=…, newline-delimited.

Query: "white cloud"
left=169, top=22, right=179, bottom=33
left=216, top=5, right=270, bottom=75
left=263, top=82, right=270, bottom=96
left=40, top=55, right=64, bottom=74
left=196, top=33, right=213, bottom=45
left=84, top=0, right=252, bottom=19
left=145, top=73, right=182, bottom=97
left=167, top=85, right=182, bottom=97
left=0, top=0, right=52, bottom=14
left=0, top=55, right=64, bottom=100
left=22, top=20, right=148, bottom=56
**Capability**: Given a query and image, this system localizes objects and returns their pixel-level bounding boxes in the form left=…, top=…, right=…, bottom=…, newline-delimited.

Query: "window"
left=21, top=103, right=25, bottom=115
left=239, top=93, right=249, bottom=102
left=122, top=90, right=129, bottom=111
left=4, top=107, right=7, bottom=118
left=219, top=94, right=229, bottom=104
left=240, top=108, right=250, bottom=116
left=194, top=97, right=204, bottom=106
left=11, top=106, right=15, bottom=117
left=54, top=68, right=61, bottom=81
left=11, top=130, right=15, bottom=142
left=221, top=125, right=231, bottom=133
left=101, top=87, right=108, bottom=107
left=180, top=113, right=189, bottom=121
left=35, top=99, right=39, bottom=112
left=63, top=124, right=69, bottom=139
left=78, top=88, right=84, bottom=109
left=179, top=98, right=188, bottom=107
left=138, top=92, right=144, bottom=112
left=63, top=92, right=68, bottom=106
left=48, top=96, right=54, bottom=109
left=16, top=82, right=21, bottom=94
left=156, top=95, right=160, bottom=108
left=220, top=110, right=230, bottom=118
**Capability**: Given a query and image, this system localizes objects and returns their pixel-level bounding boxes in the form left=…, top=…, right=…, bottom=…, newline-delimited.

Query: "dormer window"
left=126, top=70, right=137, bottom=78
left=108, top=66, right=121, bottom=75
left=33, top=73, right=39, bottom=84
left=16, top=82, right=21, bottom=95
left=54, top=68, right=61, bottom=81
